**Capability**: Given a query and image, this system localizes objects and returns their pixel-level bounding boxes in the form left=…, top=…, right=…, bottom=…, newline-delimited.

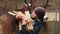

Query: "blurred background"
left=0, top=0, right=59, bottom=34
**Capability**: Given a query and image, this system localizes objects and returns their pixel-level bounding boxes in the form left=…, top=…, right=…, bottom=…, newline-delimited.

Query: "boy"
left=13, top=7, right=45, bottom=34
left=29, top=7, right=45, bottom=34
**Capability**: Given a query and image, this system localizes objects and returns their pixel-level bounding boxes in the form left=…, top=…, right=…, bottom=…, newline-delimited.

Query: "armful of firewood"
left=25, top=10, right=34, bottom=24
left=25, top=10, right=34, bottom=30
left=8, top=11, right=16, bottom=16
left=8, top=11, right=28, bottom=21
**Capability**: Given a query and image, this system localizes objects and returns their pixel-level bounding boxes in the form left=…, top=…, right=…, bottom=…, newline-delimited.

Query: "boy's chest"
left=33, top=19, right=41, bottom=26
